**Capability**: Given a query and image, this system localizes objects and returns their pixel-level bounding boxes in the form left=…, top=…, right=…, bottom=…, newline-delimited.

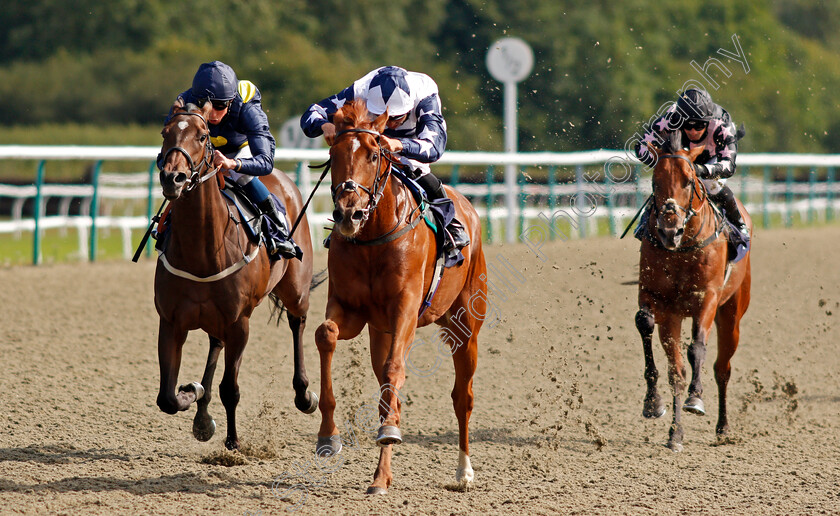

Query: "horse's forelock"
left=665, top=130, right=683, bottom=154
left=336, top=99, right=373, bottom=131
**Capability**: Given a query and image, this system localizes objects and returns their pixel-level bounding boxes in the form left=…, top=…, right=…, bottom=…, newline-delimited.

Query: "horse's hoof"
left=193, top=418, right=216, bottom=442
left=666, top=442, right=683, bottom=453
left=178, top=381, right=205, bottom=401
left=455, top=468, right=475, bottom=487
left=316, top=435, right=342, bottom=457
left=376, top=425, right=402, bottom=446
left=683, top=396, right=706, bottom=415
left=643, top=402, right=666, bottom=419
left=365, top=486, right=388, bottom=495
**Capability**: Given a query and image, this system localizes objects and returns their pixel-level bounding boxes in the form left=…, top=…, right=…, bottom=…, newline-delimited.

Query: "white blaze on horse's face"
left=331, top=135, right=375, bottom=238
left=178, top=121, right=189, bottom=131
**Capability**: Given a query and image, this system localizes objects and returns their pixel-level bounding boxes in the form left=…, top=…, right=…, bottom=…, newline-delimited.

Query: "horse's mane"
left=334, top=99, right=375, bottom=131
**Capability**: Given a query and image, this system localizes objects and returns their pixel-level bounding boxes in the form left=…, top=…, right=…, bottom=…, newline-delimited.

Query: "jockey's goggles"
left=683, top=120, right=708, bottom=131
left=198, top=98, right=232, bottom=111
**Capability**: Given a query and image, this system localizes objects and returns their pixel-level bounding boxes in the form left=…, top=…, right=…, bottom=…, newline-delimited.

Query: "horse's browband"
left=335, top=128, right=380, bottom=139
left=170, top=110, right=209, bottom=126
left=659, top=153, right=694, bottom=166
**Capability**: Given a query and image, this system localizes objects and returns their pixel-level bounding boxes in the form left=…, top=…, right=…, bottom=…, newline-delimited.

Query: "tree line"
left=2, top=0, right=839, bottom=153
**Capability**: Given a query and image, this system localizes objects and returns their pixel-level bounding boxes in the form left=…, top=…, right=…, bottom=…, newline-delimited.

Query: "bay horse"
left=313, top=100, right=487, bottom=494
left=636, top=133, right=751, bottom=451
left=155, top=102, right=318, bottom=451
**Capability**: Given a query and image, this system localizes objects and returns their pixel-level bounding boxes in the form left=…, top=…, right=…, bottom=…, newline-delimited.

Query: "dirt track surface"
left=1, top=226, right=839, bottom=515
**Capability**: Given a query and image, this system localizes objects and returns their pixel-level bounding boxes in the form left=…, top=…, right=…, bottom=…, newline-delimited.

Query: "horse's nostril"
left=175, top=172, right=187, bottom=184
left=332, top=209, right=343, bottom=223
left=351, top=210, right=364, bottom=221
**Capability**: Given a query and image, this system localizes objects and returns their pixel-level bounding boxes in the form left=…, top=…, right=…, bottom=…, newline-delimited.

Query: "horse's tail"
left=268, top=268, right=328, bottom=324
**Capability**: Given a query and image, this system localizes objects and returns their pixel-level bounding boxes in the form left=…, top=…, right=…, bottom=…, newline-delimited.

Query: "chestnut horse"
left=313, top=100, right=486, bottom=494
left=155, top=103, right=318, bottom=450
left=636, top=134, right=751, bottom=451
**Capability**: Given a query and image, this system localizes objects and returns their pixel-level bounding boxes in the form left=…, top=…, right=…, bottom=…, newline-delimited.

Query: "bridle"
left=152, top=110, right=260, bottom=281
left=647, top=152, right=724, bottom=251
left=651, top=153, right=708, bottom=234
left=158, top=111, right=218, bottom=192
left=329, top=128, right=401, bottom=224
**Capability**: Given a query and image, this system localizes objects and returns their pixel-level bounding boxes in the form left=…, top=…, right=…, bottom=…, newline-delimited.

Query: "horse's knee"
left=315, top=321, right=338, bottom=352
left=635, top=309, right=654, bottom=335
left=156, top=392, right=179, bottom=415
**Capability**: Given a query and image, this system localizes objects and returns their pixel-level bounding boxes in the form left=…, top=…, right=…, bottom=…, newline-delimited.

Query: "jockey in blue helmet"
left=300, top=66, right=470, bottom=251
left=168, top=61, right=298, bottom=259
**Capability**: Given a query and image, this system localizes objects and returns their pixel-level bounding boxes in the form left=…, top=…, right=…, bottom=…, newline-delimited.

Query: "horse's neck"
left=168, top=184, right=231, bottom=261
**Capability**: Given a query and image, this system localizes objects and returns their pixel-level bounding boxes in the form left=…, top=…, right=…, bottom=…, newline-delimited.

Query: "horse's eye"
left=199, top=134, right=207, bottom=142
left=371, top=152, right=379, bottom=163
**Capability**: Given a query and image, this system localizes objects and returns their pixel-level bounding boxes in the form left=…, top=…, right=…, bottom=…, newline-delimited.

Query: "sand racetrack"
left=1, top=226, right=839, bottom=515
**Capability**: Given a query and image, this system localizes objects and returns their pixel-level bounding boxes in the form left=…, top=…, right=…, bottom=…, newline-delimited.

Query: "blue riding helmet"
left=366, top=66, right=413, bottom=117
left=192, top=61, right=238, bottom=101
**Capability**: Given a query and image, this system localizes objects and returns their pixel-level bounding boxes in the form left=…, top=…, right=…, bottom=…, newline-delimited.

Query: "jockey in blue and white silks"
left=634, top=88, right=749, bottom=243
left=168, top=61, right=298, bottom=259
left=301, top=66, right=469, bottom=250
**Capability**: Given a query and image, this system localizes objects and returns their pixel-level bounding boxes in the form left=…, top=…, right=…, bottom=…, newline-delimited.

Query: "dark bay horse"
left=314, top=100, right=487, bottom=494
left=155, top=102, right=318, bottom=450
left=636, top=135, right=752, bottom=451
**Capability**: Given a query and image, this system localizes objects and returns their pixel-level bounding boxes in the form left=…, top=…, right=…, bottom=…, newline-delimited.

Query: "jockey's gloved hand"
left=694, top=163, right=711, bottom=179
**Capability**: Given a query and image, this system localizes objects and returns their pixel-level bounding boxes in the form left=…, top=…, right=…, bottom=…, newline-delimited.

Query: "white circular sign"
left=278, top=117, right=322, bottom=149
left=486, top=37, right=534, bottom=83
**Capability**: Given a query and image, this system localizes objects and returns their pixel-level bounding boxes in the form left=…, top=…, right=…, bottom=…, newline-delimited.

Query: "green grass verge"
left=0, top=226, right=149, bottom=267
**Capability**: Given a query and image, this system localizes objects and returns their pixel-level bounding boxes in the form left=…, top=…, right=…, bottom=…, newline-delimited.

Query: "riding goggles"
left=198, top=98, right=232, bottom=111
left=683, top=120, right=708, bottom=131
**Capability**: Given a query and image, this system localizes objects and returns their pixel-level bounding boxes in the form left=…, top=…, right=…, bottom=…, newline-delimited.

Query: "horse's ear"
left=688, top=145, right=705, bottom=162
left=372, top=110, right=389, bottom=133
left=199, top=101, right=213, bottom=119
left=333, top=107, right=346, bottom=130
left=171, top=98, right=184, bottom=113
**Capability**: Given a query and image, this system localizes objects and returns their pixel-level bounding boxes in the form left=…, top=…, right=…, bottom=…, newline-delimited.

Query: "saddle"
left=391, top=166, right=464, bottom=268
left=154, top=178, right=292, bottom=259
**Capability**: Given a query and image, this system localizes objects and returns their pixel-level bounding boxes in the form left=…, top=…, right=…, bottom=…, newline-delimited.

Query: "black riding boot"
left=415, top=173, right=470, bottom=250
left=257, top=198, right=300, bottom=259
left=711, top=185, right=750, bottom=241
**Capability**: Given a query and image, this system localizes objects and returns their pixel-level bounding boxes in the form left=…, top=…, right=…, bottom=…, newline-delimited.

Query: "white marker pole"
left=503, top=80, right=518, bottom=243
left=487, top=37, right=533, bottom=243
